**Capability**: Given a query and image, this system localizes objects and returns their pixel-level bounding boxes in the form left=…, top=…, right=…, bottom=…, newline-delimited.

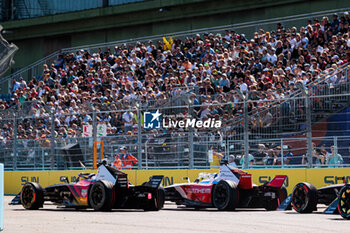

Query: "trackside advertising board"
left=1, top=164, right=4, bottom=231
left=4, top=168, right=350, bottom=195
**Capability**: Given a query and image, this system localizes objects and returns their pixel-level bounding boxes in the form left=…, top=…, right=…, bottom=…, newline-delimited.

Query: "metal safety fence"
left=1, top=77, right=350, bottom=170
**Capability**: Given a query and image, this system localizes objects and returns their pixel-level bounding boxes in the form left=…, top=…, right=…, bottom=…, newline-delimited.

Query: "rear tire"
left=20, top=182, right=44, bottom=210
left=144, top=187, right=165, bottom=211
left=89, top=180, right=115, bottom=211
left=212, top=180, right=239, bottom=211
left=291, top=182, right=317, bottom=213
left=337, top=185, right=350, bottom=220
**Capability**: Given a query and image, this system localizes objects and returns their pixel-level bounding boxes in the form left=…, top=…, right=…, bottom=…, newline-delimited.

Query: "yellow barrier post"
left=93, top=142, right=97, bottom=169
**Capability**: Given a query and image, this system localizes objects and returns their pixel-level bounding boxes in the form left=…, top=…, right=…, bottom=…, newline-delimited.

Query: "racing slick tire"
left=337, top=185, right=350, bottom=220
left=144, top=187, right=165, bottom=211
left=89, top=180, right=115, bottom=211
left=212, top=180, right=239, bottom=211
left=291, top=182, right=317, bottom=213
left=20, top=182, right=44, bottom=210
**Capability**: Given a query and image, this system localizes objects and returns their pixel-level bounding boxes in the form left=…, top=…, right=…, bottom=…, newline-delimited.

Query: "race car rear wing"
left=266, top=175, right=288, bottom=188
left=143, top=176, right=164, bottom=188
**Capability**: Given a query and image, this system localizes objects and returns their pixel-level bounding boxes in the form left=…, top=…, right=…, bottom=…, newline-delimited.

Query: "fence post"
left=92, top=105, right=97, bottom=169
left=13, top=113, right=17, bottom=170
left=92, top=107, right=97, bottom=142
left=137, top=104, right=142, bottom=169
left=145, top=141, right=148, bottom=170
left=177, top=134, right=182, bottom=166
left=243, top=97, right=249, bottom=169
left=297, top=83, right=313, bottom=168
left=50, top=110, right=55, bottom=169
left=334, top=136, right=338, bottom=157
left=280, top=138, right=284, bottom=168
left=189, top=131, right=194, bottom=169
left=226, top=136, right=230, bottom=160
left=305, top=91, right=313, bottom=168
left=188, top=100, right=194, bottom=169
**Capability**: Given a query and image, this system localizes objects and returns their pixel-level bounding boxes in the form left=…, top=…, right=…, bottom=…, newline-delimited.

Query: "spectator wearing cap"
left=219, top=74, right=230, bottom=92
left=267, top=49, right=277, bottom=64
left=119, top=146, right=138, bottom=169
left=228, top=155, right=237, bottom=167
left=331, top=13, right=340, bottom=33
left=18, top=77, right=27, bottom=90
left=283, top=146, right=294, bottom=165
left=344, top=11, right=350, bottom=25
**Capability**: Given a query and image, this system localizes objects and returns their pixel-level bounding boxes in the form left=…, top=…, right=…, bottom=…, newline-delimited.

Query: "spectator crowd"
left=1, top=12, right=350, bottom=167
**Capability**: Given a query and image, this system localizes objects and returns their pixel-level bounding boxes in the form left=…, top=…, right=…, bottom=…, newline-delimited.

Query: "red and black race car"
left=164, top=164, right=288, bottom=210
left=19, top=163, right=164, bottom=211
left=289, top=178, right=350, bottom=219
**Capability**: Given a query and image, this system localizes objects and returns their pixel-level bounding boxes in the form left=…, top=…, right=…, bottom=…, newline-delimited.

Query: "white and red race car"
left=165, top=164, right=288, bottom=211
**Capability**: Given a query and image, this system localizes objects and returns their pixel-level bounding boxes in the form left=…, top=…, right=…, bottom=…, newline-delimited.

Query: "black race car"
left=18, top=163, right=164, bottom=211
left=287, top=177, right=350, bottom=219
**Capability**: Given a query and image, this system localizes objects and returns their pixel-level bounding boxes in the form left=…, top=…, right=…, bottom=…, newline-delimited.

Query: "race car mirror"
left=182, top=177, right=190, bottom=183
left=60, top=176, right=69, bottom=183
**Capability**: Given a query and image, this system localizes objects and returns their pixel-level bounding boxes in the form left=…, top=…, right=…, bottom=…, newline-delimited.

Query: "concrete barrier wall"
left=4, top=168, right=350, bottom=195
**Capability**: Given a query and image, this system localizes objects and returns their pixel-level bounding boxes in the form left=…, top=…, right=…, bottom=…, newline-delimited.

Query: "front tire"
left=337, top=185, right=350, bottom=220
left=291, top=182, right=317, bottom=213
left=20, top=182, right=44, bottom=210
left=212, top=180, right=239, bottom=211
left=89, top=180, right=115, bottom=211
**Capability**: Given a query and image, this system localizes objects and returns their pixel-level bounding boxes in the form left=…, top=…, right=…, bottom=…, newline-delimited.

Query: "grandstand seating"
left=1, top=12, right=350, bottom=169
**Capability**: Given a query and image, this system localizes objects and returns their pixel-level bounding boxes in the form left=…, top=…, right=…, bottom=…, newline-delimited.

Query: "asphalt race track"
left=3, top=196, right=349, bottom=233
